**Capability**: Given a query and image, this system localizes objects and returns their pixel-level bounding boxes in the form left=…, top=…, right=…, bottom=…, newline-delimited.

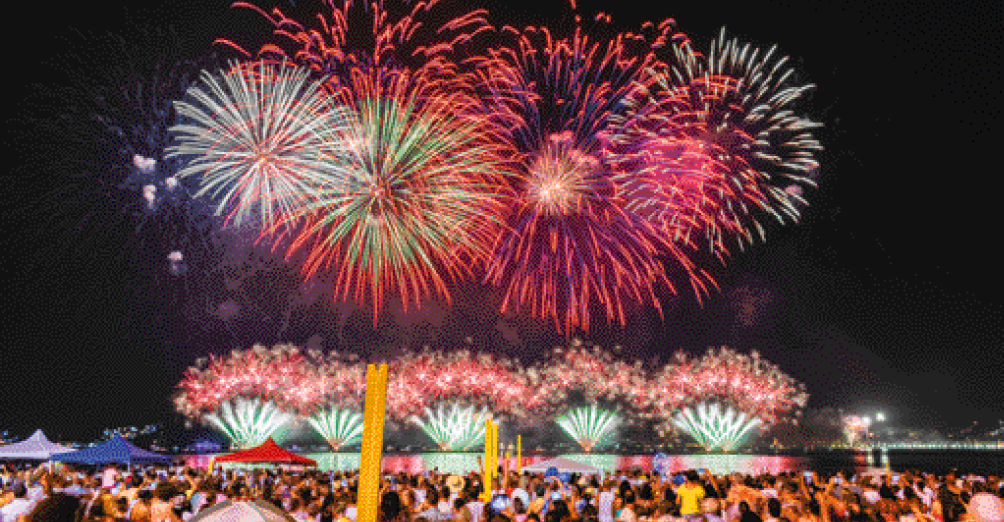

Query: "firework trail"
left=307, top=407, right=365, bottom=450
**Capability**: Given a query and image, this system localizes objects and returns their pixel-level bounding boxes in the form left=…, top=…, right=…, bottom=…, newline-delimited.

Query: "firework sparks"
left=556, top=404, right=622, bottom=452
left=168, top=61, right=353, bottom=230
left=174, top=344, right=329, bottom=417
left=620, top=28, right=822, bottom=255
left=205, top=397, right=294, bottom=449
left=646, top=347, right=807, bottom=450
left=671, top=402, right=762, bottom=452
left=306, top=407, right=365, bottom=450
left=474, top=18, right=710, bottom=332
left=411, top=403, right=490, bottom=451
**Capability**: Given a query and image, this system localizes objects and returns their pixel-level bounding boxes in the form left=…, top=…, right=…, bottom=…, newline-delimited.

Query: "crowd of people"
left=1, top=462, right=1001, bottom=522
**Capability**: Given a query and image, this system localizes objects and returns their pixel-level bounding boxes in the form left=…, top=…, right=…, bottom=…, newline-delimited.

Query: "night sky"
left=3, top=0, right=1001, bottom=443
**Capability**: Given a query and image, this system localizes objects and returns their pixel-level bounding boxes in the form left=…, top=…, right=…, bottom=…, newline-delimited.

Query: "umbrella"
left=189, top=500, right=295, bottom=522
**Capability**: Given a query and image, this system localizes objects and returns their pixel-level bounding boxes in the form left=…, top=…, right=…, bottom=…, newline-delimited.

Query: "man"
left=0, top=482, right=33, bottom=522
left=677, top=472, right=706, bottom=522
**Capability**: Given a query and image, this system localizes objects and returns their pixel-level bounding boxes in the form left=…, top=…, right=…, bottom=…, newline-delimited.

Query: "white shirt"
left=467, top=501, right=485, bottom=522
left=102, top=468, right=119, bottom=489
left=598, top=491, right=616, bottom=522
left=0, top=498, right=33, bottom=522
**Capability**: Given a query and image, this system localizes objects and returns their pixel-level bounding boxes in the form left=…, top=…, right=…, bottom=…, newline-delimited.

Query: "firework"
left=19, top=28, right=222, bottom=328
left=646, top=347, right=807, bottom=450
left=671, top=402, right=761, bottom=452
left=842, top=415, right=870, bottom=445
left=620, top=29, right=822, bottom=254
left=307, top=408, right=365, bottom=450
left=205, top=397, right=294, bottom=449
left=533, top=341, right=649, bottom=412
left=474, top=17, right=710, bottom=333
left=174, top=344, right=328, bottom=417
left=222, top=0, right=507, bottom=315
left=556, top=404, right=622, bottom=452
left=411, top=403, right=490, bottom=451
left=168, top=61, right=353, bottom=230
left=385, top=349, right=539, bottom=420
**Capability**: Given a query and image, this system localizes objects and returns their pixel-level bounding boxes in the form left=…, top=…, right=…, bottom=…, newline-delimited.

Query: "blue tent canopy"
left=52, top=434, right=171, bottom=465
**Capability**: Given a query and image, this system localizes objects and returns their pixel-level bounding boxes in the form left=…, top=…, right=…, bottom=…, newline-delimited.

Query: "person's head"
left=381, top=491, right=403, bottom=520
left=11, top=482, right=27, bottom=499
left=702, top=498, right=721, bottom=515
left=687, top=472, right=700, bottom=484
left=768, top=498, right=782, bottom=519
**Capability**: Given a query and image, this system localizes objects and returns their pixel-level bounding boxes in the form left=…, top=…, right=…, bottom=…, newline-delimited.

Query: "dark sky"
left=3, top=0, right=1001, bottom=443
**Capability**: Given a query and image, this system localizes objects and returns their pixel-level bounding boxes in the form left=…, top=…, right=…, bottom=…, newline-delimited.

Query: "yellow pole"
left=357, top=364, right=388, bottom=522
left=482, top=418, right=496, bottom=501
left=517, top=434, right=522, bottom=475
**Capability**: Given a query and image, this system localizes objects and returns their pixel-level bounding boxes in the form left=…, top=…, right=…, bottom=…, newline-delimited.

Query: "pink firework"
left=383, top=348, right=542, bottom=421
left=174, top=344, right=328, bottom=418
left=474, top=14, right=710, bottom=333
left=645, top=346, right=808, bottom=433
left=615, top=28, right=822, bottom=256
left=532, top=340, right=649, bottom=417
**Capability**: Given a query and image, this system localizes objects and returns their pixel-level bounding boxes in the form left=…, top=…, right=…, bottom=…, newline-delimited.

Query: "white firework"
left=672, top=402, right=762, bottom=452
left=205, top=397, right=293, bottom=449
left=306, top=407, right=365, bottom=450
left=411, top=403, right=490, bottom=451
left=168, top=61, right=353, bottom=229
left=556, top=404, right=622, bottom=452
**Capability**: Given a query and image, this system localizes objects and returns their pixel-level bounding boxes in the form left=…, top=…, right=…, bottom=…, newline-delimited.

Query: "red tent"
left=212, top=438, right=317, bottom=467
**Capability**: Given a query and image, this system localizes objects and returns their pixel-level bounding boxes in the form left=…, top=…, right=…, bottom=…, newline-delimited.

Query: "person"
left=765, top=498, right=783, bottom=522
left=0, top=482, right=33, bottom=522
left=24, top=493, right=80, bottom=522
left=703, top=499, right=726, bottom=522
left=149, top=483, right=182, bottom=522
left=617, top=492, right=638, bottom=522
left=966, top=493, right=1004, bottom=522
left=599, top=482, right=617, bottom=522
left=739, top=501, right=763, bottom=522
left=131, top=490, right=154, bottom=522
left=678, top=473, right=706, bottom=522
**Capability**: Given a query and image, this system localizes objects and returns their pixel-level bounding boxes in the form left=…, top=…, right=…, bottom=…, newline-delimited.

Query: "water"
left=180, top=449, right=1004, bottom=476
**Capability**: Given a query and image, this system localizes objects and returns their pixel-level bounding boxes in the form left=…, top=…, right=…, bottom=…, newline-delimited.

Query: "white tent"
left=521, top=457, right=601, bottom=475
left=0, top=430, right=75, bottom=460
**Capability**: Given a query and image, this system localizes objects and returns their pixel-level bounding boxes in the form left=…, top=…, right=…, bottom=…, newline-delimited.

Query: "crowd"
left=1, top=462, right=1001, bottom=522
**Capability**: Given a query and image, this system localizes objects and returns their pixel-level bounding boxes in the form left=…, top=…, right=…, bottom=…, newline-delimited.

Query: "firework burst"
left=646, top=347, right=807, bottom=450
left=619, top=28, right=822, bottom=255
left=474, top=17, right=711, bottom=332
left=671, top=402, right=761, bottom=452
left=206, top=397, right=294, bottom=449
left=217, top=0, right=507, bottom=315
left=556, top=403, right=622, bottom=452
left=168, top=61, right=352, bottom=230
left=411, top=403, right=490, bottom=451
left=306, top=408, right=365, bottom=450
left=174, top=344, right=328, bottom=417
